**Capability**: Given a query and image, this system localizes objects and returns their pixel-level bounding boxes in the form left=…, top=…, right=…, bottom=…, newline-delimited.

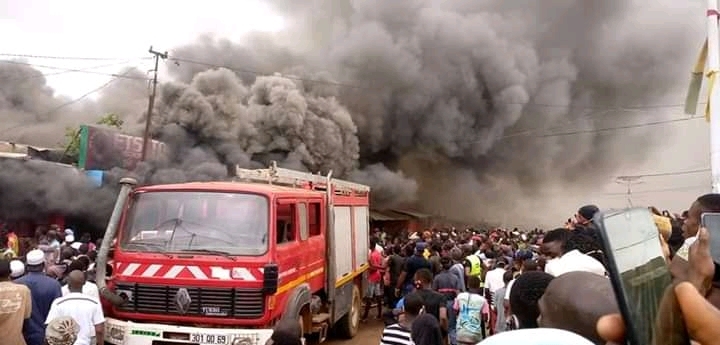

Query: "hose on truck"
left=96, top=177, right=138, bottom=307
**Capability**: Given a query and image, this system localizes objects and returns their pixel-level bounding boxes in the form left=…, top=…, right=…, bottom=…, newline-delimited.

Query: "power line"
left=0, top=60, right=140, bottom=83
left=537, top=117, right=702, bottom=138
left=602, top=184, right=708, bottom=195
left=165, top=55, right=712, bottom=141
left=0, top=52, right=705, bottom=111
left=495, top=116, right=704, bottom=140
left=169, top=55, right=370, bottom=90
left=0, top=53, right=148, bottom=61
left=623, top=168, right=711, bottom=178
left=162, top=55, right=714, bottom=111
left=0, top=52, right=710, bottom=142
left=0, top=78, right=121, bottom=135
left=0, top=59, right=150, bottom=80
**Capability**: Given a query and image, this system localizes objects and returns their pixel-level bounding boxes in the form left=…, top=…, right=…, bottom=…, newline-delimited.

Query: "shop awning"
left=370, top=209, right=414, bottom=221
left=391, top=209, right=432, bottom=219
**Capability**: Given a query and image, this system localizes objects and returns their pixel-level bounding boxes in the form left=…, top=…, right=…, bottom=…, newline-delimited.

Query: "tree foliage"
left=63, top=113, right=124, bottom=160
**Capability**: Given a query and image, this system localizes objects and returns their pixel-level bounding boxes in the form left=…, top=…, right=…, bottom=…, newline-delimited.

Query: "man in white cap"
left=46, top=270, right=105, bottom=345
left=64, top=234, right=76, bottom=248
left=10, top=259, right=25, bottom=280
left=15, top=249, right=62, bottom=345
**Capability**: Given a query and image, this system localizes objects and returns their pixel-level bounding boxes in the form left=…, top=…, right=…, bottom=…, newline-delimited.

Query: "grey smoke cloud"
left=0, top=0, right=706, bottom=227
left=166, top=0, right=702, bottom=223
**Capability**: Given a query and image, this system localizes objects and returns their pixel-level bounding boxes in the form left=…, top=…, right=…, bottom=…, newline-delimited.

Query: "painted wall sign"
left=78, top=125, right=168, bottom=170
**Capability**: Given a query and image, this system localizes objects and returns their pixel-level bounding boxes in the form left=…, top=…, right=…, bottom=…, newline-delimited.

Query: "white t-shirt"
left=484, top=268, right=507, bottom=293
left=544, top=250, right=606, bottom=277
left=674, top=236, right=697, bottom=261
left=46, top=293, right=105, bottom=345
left=62, top=282, right=100, bottom=300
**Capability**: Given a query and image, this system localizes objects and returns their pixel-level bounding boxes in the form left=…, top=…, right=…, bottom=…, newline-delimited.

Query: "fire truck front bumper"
left=104, top=317, right=274, bottom=345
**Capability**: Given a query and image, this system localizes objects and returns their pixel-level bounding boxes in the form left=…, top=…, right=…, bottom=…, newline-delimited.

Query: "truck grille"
left=114, top=283, right=265, bottom=319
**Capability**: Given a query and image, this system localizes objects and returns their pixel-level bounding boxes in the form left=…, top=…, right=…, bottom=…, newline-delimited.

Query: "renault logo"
left=175, top=288, right=192, bottom=314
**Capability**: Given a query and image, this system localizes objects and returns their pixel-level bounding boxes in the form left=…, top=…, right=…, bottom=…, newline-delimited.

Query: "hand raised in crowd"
left=687, top=227, right=715, bottom=296
left=597, top=227, right=719, bottom=345
left=597, top=282, right=720, bottom=345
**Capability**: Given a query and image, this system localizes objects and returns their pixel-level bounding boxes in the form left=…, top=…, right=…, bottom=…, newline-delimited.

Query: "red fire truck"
left=96, top=163, right=371, bottom=345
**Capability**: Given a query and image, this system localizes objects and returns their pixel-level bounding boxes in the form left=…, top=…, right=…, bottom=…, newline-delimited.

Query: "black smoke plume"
left=0, top=0, right=705, bottom=227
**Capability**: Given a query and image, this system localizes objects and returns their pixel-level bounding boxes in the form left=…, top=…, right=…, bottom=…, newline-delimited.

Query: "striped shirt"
left=380, top=323, right=413, bottom=345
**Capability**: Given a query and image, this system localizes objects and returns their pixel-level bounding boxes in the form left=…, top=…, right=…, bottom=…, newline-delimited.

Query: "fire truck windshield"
left=120, top=191, right=269, bottom=256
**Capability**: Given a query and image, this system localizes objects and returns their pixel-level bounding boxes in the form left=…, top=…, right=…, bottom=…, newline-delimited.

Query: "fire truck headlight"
left=106, top=324, right=126, bottom=343
left=231, top=336, right=254, bottom=345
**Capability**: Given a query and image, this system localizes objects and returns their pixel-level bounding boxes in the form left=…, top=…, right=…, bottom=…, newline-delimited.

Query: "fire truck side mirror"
left=263, top=263, right=279, bottom=294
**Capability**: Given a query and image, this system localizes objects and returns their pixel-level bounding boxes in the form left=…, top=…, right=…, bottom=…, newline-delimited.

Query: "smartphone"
left=701, top=212, right=720, bottom=263
left=595, top=208, right=672, bottom=345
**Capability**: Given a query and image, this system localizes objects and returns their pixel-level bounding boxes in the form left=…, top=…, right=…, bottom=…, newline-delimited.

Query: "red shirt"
left=368, top=249, right=383, bottom=283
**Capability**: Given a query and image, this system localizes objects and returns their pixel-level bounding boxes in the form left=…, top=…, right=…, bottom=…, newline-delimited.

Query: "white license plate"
left=190, top=333, right=228, bottom=345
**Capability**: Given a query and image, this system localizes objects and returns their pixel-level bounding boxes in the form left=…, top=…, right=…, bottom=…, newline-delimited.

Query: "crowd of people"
left=5, top=194, right=720, bottom=345
left=0, top=226, right=104, bottom=345
left=372, top=195, right=720, bottom=345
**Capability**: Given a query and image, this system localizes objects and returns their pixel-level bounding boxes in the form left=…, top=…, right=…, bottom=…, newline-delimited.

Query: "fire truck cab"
left=98, top=163, right=371, bottom=345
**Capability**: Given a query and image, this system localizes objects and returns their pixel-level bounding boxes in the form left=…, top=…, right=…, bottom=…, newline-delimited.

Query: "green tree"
left=63, top=113, right=124, bottom=160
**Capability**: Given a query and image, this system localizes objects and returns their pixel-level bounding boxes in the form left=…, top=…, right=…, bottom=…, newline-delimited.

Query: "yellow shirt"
left=0, top=281, right=32, bottom=345
left=7, top=233, right=18, bottom=256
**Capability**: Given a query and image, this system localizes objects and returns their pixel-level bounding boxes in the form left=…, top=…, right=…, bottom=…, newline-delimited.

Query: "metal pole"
left=141, top=46, right=168, bottom=162
left=616, top=176, right=644, bottom=208
left=707, top=0, right=720, bottom=192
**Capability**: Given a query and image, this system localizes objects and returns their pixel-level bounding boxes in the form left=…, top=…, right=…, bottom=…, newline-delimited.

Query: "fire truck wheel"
left=334, top=284, right=360, bottom=339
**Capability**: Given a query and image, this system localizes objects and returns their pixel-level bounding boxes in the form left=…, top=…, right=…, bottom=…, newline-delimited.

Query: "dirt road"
left=327, top=319, right=384, bottom=345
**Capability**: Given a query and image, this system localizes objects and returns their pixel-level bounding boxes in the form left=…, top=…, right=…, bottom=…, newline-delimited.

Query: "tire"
left=334, top=284, right=361, bottom=339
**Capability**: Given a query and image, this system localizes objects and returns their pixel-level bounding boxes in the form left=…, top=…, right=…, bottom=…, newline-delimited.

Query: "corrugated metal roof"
left=0, top=152, right=29, bottom=159
left=392, top=209, right=432, bottom=219
left=370, top=209, right=413, bottom=221
left=0, top=141, right=57, bottom=153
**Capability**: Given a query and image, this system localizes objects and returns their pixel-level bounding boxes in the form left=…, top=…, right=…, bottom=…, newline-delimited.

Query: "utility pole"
left=707, top=0, right=720, bottom=192
left=615, top=176, right=645, bottom=208
left=141, top=46, right=168, bottom=162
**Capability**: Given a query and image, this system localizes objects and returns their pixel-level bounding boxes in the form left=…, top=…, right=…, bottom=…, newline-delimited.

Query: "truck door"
left=298, top=200, right=325, bottom=290
left=275, top=200, right=302, bottom=283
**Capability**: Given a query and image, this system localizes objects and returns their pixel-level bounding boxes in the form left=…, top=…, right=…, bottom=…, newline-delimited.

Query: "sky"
left=0, top=0, right=713, bottom=217
left=0, top=0, right=285, bottom=98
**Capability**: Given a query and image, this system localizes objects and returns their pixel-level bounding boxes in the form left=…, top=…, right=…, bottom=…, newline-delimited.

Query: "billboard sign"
left=77, top=125, right=168, bottom=170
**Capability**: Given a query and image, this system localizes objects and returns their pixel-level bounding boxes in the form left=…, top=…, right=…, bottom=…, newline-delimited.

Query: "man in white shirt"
left=544, top=250, right=605, bottom=277
left=484, top=261, right=507, bottom=295
left=60, top=261, right=100, bottom=299
left=61, top=280, right=100, bottom=300
left=541, top=229, right=606, bottom=278
left=46, top=270, right=105, bottom=345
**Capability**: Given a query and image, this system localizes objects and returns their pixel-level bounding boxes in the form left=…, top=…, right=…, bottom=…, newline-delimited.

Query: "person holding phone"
left=598, top=281, right=720, bottom=345
left=597, top=226, right=717, bottom=345
left=670, top=194, right=720, bottom=309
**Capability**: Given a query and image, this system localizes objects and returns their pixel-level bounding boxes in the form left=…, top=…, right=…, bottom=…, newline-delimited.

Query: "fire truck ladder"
left=235, top=161, right=370, bottom=194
